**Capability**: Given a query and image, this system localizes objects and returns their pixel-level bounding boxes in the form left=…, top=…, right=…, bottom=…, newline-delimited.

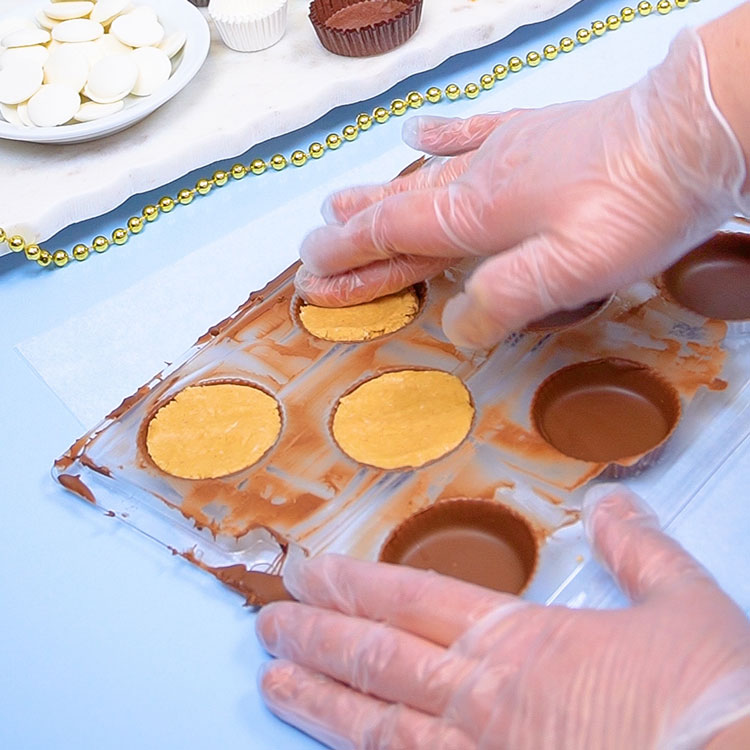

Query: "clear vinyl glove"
left=295, top=28, right=750, bottom=348
left=256, top=485, right=750, bottom=750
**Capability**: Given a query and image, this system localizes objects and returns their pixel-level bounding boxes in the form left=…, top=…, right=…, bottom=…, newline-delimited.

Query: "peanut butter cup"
left=531, top=358, right=680, bottom=469
left=661, top=232, right=750, bottom=322
left=379, top=499, right=539, bottom=594
left=309, top=0, right=422, bottom=57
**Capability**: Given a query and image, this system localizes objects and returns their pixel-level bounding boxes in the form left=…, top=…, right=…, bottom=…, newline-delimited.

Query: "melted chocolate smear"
left=106, top=384, right=152, bottom=421
left=179, top=549, right=294, bottom=607
left=662, top=233, right=750, bottom=320
left=80, top=454, right=112, bottom=477
left=58, top=474, right=96, bottom=505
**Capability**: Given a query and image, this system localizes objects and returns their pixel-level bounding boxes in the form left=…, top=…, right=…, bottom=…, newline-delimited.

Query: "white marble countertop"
left=0, top=0, right=579, bottom=248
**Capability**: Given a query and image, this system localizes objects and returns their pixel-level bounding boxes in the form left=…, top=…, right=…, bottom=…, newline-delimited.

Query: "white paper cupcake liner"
left=209, top=0, right=288, bottom=52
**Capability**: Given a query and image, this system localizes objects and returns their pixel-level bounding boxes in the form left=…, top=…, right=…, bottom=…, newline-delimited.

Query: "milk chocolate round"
left=379, top=499, right=538, bottom=594
left=525, top=297, right=611, bottom=332
left=532, top=358, right=680, bottom=464
left=661, top=232, right=750, bottom=320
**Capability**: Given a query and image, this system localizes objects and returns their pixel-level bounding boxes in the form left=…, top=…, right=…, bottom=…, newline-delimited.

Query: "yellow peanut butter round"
left=299, top=287, right=419, bottom=342
left=146, top=383, right=281, bottom=479
left=332, top=370, right=474, bottom=469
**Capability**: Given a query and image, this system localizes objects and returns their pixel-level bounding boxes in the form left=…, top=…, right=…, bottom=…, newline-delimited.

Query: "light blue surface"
left=2, top=1, right=748, bottom=748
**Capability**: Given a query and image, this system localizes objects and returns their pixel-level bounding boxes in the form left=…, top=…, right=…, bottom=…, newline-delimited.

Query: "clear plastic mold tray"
left=53, top=219, right=750, bottom=607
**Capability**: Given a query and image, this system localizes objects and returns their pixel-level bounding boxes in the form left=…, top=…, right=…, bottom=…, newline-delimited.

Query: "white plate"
left=0, top=0, right=209, bottom=144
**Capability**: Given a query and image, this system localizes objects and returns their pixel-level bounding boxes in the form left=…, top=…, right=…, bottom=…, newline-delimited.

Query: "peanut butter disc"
left=146, top=383, right=281, bottom=479
left=298, top=286, right=419, bottom=342
left=380, top=499, right=538, bottom=594
left=332, top=369, right=473, bottom=469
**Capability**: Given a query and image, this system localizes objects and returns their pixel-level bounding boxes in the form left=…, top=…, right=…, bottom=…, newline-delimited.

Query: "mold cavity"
left=379, top=498, right=539, bottom=595
left=661, top=232, right=750, bottom=320
left=531, top=358, right=680, bottom=464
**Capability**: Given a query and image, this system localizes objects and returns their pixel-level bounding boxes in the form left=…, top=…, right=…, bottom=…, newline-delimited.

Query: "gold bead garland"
left=3, top=0, right=696, bottom=269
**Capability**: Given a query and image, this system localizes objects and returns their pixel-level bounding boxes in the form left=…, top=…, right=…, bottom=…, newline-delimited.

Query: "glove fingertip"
left=321, top=194, right=343, bottom=225
left=582, top=483, right=659, bottom=542
left=401, top=115, right=454, bottom=149
left=258, top=659, right=299, bottom=705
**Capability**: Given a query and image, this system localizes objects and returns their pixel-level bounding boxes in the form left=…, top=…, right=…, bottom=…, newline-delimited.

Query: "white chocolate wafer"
left=44, top=45, right=90, bottom=92
left=43, top=3, right=96, bottom=22
left=131, top=46, right=170, bottom=96
left=91, top=0, right=132, bottom=26
left=52, top=19, right=105, bottom=44
left=110, top=13, right=164, bottom=47
left=1, top=45, right=50, bottom=70
left=84, top=53, right=137, bottom=103
left=73, top=99, right=124, bottom=121
left=0, top=101, right=21, bottom=125
left=157, top=30, right=186, bottom=59
left=27, top=82, right=80, bottom=126
left=2, top=28, right=51, bottom=49
left=0, top=63, right=43, bottom=105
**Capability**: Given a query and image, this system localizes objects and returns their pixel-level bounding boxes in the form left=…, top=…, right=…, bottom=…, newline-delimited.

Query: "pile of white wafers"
left=0, top=1, right=186, bottom=127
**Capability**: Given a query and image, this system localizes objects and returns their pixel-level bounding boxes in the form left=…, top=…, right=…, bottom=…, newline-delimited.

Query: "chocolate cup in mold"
left=292, top=282, right=428, bottom=342
left=524, top=295, right=614, bottom=334
left=531, top=358, right=681, bottom=477
left=309, top=0, right=423, bottom=57
left=328, top=367, right=476, bottom=471
left=140, top=378, right=284, bottom=480
left=379, top=498, right=540, bottom=595
left=659, top=231, right=750, bottom=337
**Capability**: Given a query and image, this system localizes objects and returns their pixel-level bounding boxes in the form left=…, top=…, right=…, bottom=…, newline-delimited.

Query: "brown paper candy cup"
left=379, top=498, right=539, bottom=595
left=309, top=0, right=423, bottom=57
left=531, top=358, right=681, bottom=478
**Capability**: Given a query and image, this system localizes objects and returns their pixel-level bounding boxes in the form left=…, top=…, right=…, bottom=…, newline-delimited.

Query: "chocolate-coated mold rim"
left=656, top=231, right=750, bottom=326
left=138, top=377, right=286, bottom=481
left=529, top=357, right=682, bottom=470
left=378, top=497, right=541, bottom=595
left=291, top=281, right=430, bottom=343
left=523, top=294, right=615, bottom=334
left=327, top=366, right=477, bottom=471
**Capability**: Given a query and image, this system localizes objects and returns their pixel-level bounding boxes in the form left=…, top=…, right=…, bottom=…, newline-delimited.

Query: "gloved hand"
left=296, top=28, right=750, bottom=348
left=256, top=485, right=750, bottom=749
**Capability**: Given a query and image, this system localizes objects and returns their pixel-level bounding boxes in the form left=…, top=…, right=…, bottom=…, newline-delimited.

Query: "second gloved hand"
left=256, top=486, right=750, bottom=749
